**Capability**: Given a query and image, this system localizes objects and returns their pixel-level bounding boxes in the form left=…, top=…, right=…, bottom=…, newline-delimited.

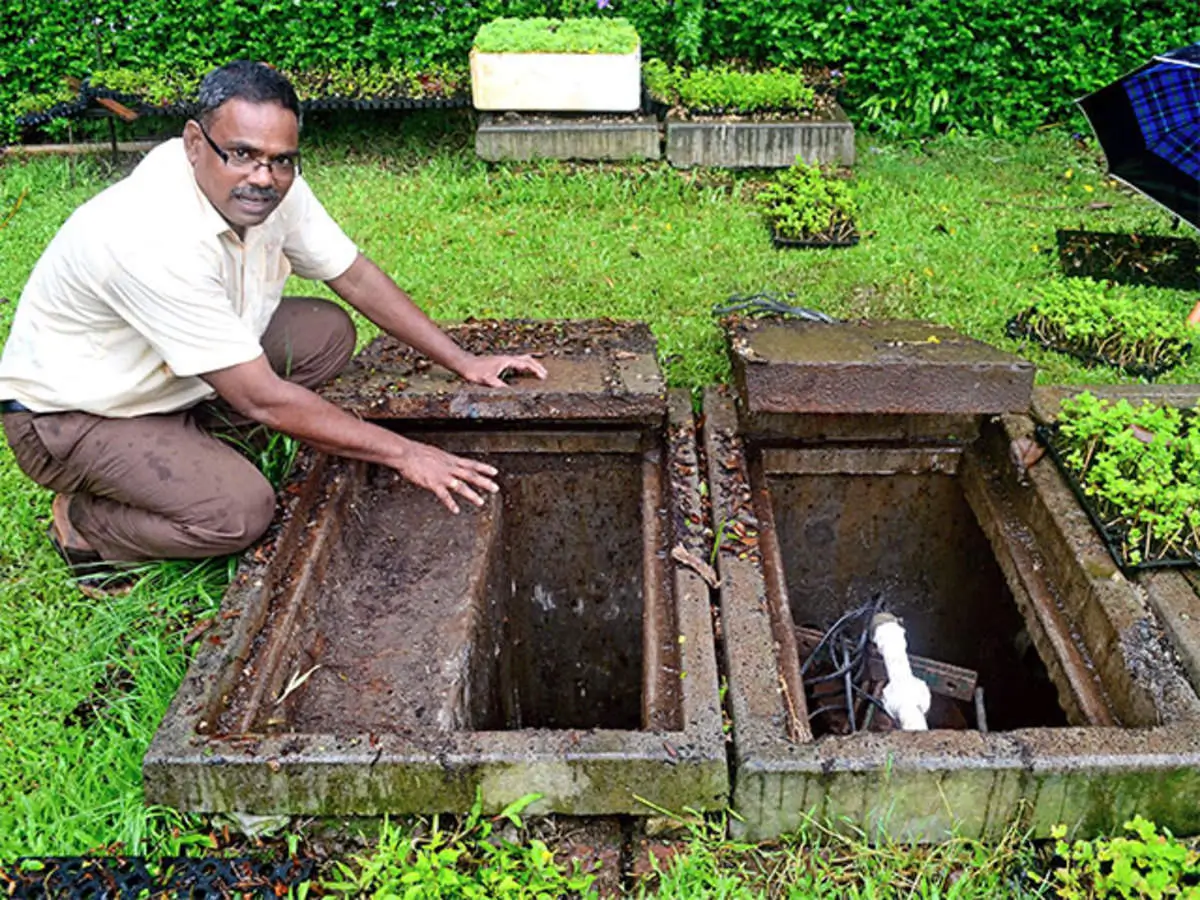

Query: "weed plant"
left=643, top=59, right=819, bottom=115
left=758, top=160, right=858, bottom=244
left=1056, top=391, right=1200, bottom=565
left=472, top=18, right=639, bottom=55
left=1009, top=278, right=1194, bottom=378
left=324, top=794, right=596, bottom=898
left=1050, top=817, right=1200, bottom=899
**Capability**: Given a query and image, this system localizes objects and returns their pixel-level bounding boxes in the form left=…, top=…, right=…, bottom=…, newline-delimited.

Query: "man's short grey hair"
left=197, top=60, right=302, bottom=127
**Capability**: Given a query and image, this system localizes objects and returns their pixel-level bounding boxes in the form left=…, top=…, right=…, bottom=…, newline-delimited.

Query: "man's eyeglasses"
left=195, top=120, right=301, bottom=177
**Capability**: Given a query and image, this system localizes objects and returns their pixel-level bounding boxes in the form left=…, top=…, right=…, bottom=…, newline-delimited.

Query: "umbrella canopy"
left=1078, top=43, right=1200, bottom=230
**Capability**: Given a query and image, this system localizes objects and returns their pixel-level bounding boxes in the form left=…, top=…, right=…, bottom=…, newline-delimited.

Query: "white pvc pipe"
left=871, top=613, right=931, bottom=731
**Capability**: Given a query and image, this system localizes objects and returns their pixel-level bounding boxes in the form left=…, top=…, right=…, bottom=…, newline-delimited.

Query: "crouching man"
left=0, top=60, right=545, bottom=592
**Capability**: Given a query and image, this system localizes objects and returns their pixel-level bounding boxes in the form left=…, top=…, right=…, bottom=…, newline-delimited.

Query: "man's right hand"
left=204, top=354, right=502, bottom=514
left=388, top=437, right=499, bottom=514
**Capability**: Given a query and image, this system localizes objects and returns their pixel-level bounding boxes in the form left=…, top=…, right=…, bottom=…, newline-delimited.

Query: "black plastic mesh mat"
left=0, top=855, right=315, bottom=899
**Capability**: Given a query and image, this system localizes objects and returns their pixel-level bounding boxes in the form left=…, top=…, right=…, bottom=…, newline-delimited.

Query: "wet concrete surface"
left=728, top=318, right=1034, bottom=416
left=320, top=319, right=664, bottom=425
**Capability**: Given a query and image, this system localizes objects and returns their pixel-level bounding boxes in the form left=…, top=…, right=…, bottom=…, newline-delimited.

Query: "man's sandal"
left=46, top=526, right=136, bottom=599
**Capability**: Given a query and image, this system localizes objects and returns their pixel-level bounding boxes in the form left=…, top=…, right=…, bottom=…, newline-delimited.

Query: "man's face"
left=183, top=98, right=300, bottom=235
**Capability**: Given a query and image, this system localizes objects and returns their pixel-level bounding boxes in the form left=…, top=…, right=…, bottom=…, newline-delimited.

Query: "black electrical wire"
left=802, top=594, right=887, bottom=734
left=713, top=291, right=839, bottom=323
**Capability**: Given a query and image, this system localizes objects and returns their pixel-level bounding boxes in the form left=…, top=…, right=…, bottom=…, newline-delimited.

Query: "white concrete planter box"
left=470, top=47, right=641, bottom=112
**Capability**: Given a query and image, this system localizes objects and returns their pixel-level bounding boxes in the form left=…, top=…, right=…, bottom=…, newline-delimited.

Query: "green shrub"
left=473, top=17, right=639, bottom=54
left=1010, top=278, right=1194, bottom=376
left=1056, top=394, right=1200, bottom=565
left=2, top=0, right=1195, bottom=142
left=1051, top=818, right=1200, bottom=898
left=643, top=59, right=818, bottom=114
left=758, top=160, right=857, bottom=242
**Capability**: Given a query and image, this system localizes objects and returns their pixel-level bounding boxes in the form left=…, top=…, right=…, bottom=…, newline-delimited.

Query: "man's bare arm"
left=202, top=355, right=496, bottom=513
left=326, top=254, right=547, bottom=386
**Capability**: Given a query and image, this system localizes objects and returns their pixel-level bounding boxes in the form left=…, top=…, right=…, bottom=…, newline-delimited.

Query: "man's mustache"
left=231, top=186, right=280, bottom=203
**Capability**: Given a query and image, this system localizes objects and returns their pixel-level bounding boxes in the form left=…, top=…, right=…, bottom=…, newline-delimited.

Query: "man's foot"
left=51, top=493, right=95, bottom=552
left=47, top=494, right=134, bottom=598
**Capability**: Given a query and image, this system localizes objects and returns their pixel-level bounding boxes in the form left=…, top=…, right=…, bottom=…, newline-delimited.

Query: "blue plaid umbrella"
left=1078, top=43, right=1200, bottom=230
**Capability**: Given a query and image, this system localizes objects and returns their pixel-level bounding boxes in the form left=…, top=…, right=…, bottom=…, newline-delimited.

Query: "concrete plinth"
left=666, top=106, right=855, bottom=169
left=728, top=318, right=1035, bottom=418
left=476, top=113, right=661, bottom=162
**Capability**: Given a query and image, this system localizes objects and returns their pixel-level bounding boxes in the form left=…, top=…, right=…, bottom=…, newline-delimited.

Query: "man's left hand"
left=457, top=354, right=548, bottom=388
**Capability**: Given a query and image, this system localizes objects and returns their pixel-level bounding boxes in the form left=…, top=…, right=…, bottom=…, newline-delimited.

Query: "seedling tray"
left=771, top=227, right=859, bottom=250
left=0, top=856, right=315, bottom=898
left=1057, top=229, right=1199, bottom=290
left=1035, top=423, right=1200, bottom=575
left=1006, top=311, right=1187, bottom=380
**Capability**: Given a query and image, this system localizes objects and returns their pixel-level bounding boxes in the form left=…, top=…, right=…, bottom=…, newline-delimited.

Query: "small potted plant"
left=757, top=160, right=858, bottom=248
left=470, top=17, right=641, bottom=112
left=1007, top=278, right=1193, bottom=379
left=644, top=60, right=853, bottom=168
left=1042, top=391, right=1200, bottom=571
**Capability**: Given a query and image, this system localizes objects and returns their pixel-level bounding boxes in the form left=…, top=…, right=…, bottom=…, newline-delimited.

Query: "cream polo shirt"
left=0, top=138, right=359, bottom=417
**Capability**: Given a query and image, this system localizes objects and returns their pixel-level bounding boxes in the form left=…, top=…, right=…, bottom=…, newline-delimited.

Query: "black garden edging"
left=1057, top=229, right=1200, bottom=291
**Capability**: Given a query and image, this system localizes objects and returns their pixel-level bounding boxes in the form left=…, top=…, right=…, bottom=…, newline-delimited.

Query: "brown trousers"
left=1, top=297, right=355, bottom=563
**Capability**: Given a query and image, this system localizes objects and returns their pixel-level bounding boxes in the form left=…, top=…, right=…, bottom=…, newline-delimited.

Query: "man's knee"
left=199, top=477, right=276, bottom=555
left=269, top=297, right=356, bottom=387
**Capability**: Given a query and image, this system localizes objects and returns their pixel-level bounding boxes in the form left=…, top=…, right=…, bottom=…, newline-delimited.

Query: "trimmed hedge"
left=2, top=0, right=1197, bottom=142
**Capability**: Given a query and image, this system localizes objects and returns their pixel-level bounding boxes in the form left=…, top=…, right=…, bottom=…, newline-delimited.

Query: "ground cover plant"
left=1050, top=817, right=1200, bottom=899
left=1008, top=278, right=1195, bottom=379
left=1052, top=391, right=1200, bottom=567
left=4, top=113, right=1200, bottom=886
left=472, top=17, right=640, bottom=54
left=757, top=160, right=858, bottom=246
left=642, top=59, right=826, bottom=117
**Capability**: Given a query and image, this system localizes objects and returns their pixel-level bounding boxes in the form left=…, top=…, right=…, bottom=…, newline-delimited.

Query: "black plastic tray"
left=771, top=227, right=859, bottom=249
left=1034, top=423, right=1200, bottom=575
left=1057, top=229, right=1199, bottom=290
left=0, top=855, right=315, bottom=899
left=1006, top=313, right=1187, bottom=380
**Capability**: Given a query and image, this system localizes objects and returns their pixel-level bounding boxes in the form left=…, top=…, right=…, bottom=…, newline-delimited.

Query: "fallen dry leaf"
left=671, top=544, right=721, bottom=588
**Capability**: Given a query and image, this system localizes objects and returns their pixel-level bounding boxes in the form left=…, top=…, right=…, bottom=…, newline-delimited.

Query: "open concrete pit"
left=145, top=316, right=1200, bottom=840
left=709, top=317, right=1200, bottom=841
left=144, top=320, right=727, bottom=818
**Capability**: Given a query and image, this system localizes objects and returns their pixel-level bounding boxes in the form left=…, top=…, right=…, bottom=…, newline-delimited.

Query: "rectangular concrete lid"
left=321, top=318, right=664, bottom=423
left=727, top=317, right=1035, bottom=416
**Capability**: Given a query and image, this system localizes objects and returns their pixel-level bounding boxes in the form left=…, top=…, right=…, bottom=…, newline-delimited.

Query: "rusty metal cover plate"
left=727, top=318, right=1034, bottom=416
left=321, top=319, right=664, bottom=423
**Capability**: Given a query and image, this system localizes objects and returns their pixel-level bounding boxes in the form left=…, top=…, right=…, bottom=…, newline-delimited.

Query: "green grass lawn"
left=1, top=109, right=1197, bottom=890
